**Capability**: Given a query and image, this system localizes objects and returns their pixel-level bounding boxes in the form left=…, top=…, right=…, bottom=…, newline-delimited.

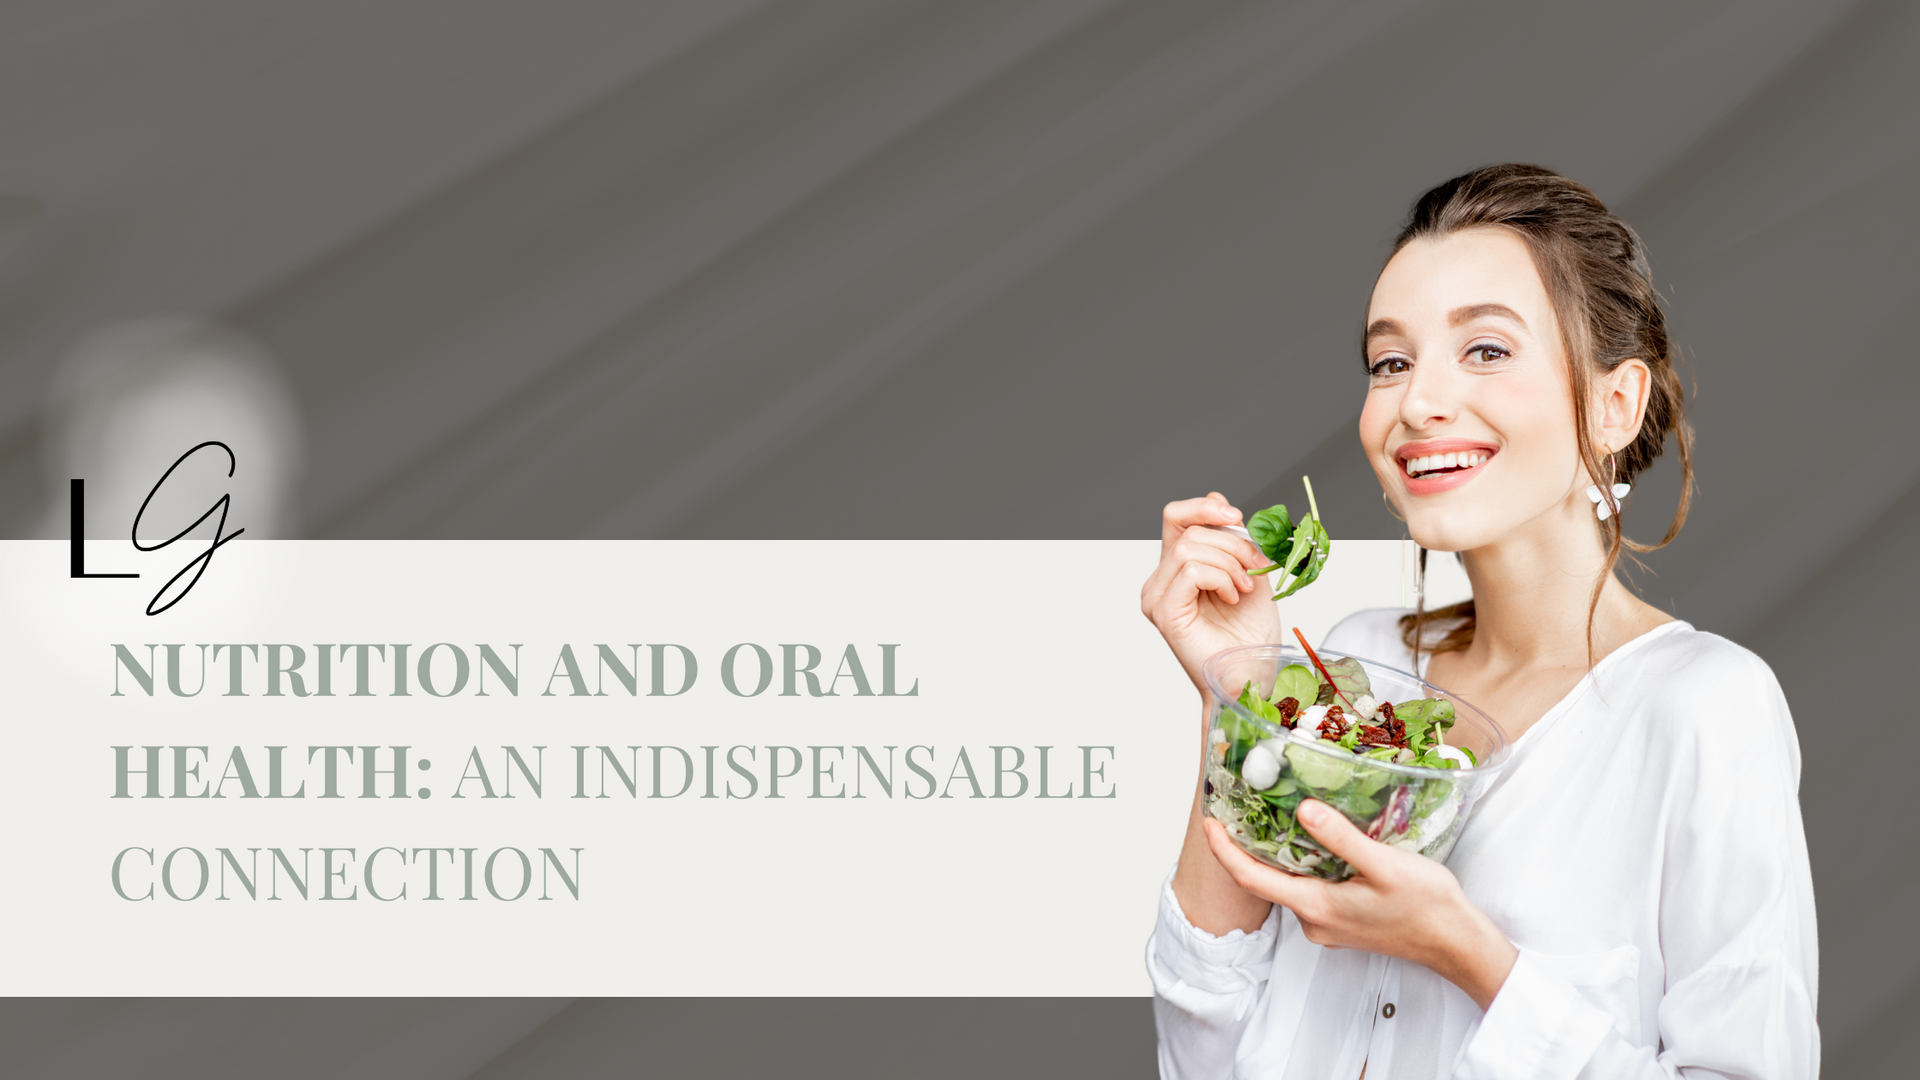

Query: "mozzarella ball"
left=1240, top=743, right=1281, bottom=791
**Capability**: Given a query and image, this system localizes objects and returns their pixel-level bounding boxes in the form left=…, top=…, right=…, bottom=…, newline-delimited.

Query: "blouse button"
left=1381, top=1003, right=1396, bottom=1019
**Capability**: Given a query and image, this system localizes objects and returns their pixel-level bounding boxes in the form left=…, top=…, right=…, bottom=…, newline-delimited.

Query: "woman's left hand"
left=1202, top=799, right=1520, bottom=1010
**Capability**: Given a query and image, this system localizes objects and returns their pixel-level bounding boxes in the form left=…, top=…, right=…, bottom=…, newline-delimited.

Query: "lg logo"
left=71, top=440, right=245, bottom=616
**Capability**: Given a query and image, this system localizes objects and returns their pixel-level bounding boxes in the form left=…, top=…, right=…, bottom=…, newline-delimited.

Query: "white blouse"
left=1147, top=609, right=1819, bottom=1079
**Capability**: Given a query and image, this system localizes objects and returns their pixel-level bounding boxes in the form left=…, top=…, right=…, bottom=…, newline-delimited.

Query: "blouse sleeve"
left=1454, top=640, right=1820, bottom=1079
left=1146, top=874, right=1283, bottom=1080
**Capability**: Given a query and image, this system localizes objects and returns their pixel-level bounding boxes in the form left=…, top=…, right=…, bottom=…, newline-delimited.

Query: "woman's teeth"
left=1405, top=451, right=1488, bottom=478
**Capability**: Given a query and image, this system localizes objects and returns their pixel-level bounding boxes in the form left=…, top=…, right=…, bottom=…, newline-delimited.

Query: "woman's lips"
left=1398, top=445, right=1497, bottom=496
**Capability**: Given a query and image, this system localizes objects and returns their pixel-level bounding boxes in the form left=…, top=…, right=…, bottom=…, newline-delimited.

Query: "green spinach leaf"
left=1270, top=664, right=1318, bottom=707
left=1272, top=517, right=1331, bottom=600
left=1246, top=504, right=1294, bottom=566
left=1249, top=478, right=1331, bottom=600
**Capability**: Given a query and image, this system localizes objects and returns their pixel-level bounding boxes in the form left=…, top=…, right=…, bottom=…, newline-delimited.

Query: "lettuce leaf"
left=1393, top=697, right=1455, bottom=745
left=1283, top=742, right=1354, bottom=791
left=1226, top=680, right=1284, bottom=771
left=1238, top=680, right=1286, bottom=729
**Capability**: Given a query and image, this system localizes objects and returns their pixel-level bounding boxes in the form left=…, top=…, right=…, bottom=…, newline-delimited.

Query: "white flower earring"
left=1586, top=451, right=1630, bottom=521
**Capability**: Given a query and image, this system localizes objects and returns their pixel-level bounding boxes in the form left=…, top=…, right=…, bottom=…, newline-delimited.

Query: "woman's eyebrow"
left=1365, top=317, right=1404, bottom=341
left=1449, top=303, right=1527, bottom=328
left=1366, top=305, right=1524, bottom=341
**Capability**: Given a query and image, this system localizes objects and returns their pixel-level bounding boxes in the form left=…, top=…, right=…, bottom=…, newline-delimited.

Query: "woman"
left=1141, top=165, right=1817, bottom=1078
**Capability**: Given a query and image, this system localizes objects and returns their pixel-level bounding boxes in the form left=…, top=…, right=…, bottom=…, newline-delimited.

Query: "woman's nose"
left=1399, top=357, right=1460, bottom=430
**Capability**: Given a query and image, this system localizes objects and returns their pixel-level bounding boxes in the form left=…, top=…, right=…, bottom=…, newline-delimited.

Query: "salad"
left=1206, top=636, right=1481, bottom=878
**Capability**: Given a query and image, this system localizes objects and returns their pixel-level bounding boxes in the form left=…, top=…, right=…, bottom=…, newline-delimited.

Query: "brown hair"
left=1385, top=164, right=1694, bottom=662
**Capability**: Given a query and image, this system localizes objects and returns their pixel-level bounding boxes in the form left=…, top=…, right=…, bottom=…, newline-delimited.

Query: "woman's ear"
left=1596, top=359, right=1652, bottom=453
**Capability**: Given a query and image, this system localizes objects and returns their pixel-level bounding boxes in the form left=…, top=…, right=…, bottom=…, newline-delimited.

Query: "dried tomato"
left=1275, top=696, right=1300, bottom=728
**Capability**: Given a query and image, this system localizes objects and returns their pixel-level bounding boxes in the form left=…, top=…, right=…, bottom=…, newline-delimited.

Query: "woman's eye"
left=1466, top=344, right=1511, bottom=364
left=1369, top=357, right=1411, bottom=376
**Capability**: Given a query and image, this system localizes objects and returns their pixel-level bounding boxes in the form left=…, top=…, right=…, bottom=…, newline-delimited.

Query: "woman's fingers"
left=1157, top=531, right=1268, bottom=597
left=1176, top=560, right=1243, bottom=609
left=1161, top=492, right=1243, bottom=550
left=1172, top=535, right=1261, bottom=588
left=1145, top=493, right=1261, bottom=620
left=1178, top=522, right=1272, bottom=572
left=1143, top=536, right=1260, bottom=616
left=1141, top=492, right=1281, bottom=684
left=1293, top=800, right=1386, bottom=877
left=1201, top=816, right=1329, bottom=917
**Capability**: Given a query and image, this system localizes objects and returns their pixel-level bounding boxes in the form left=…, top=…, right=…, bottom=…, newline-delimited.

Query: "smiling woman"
left=1367, top=168, right=1693, bottom=665
left=1139, top=165, right=1817, bottom=1079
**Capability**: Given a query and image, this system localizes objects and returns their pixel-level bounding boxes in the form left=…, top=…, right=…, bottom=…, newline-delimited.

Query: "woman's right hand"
left=1141, top=492, right=1280, bottom=695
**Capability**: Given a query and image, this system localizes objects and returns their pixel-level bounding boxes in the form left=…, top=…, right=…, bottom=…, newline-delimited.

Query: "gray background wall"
left=2, top=0, right=1914, bottom=1075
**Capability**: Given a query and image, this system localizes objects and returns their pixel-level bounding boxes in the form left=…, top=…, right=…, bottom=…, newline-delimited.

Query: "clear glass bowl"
left=1200, top=644, right=1511, bottom=882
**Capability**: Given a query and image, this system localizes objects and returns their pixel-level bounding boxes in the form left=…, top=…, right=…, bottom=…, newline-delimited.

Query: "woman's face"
left=1359, top=227, right=1589, bottom=553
